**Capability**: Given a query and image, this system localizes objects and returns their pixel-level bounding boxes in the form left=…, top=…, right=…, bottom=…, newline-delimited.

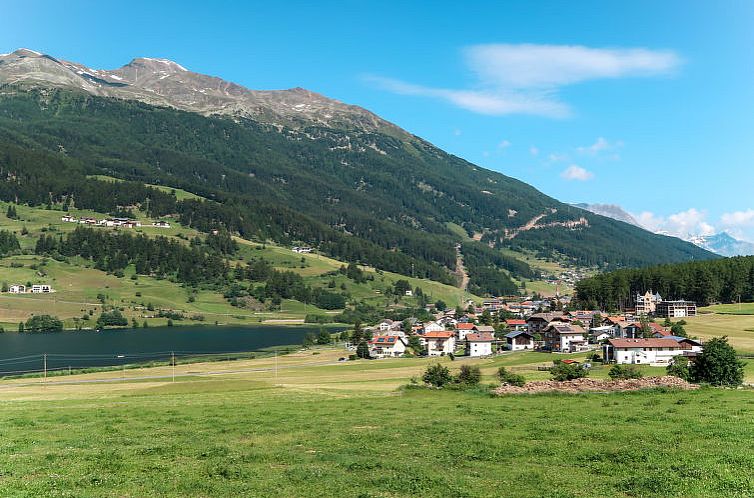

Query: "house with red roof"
left=368, top=336, right=408, bottom=359
left=603, top=338, right=686, bottom=366
left=505, top=319, right=527, bottom=332
left=422, top=331, right=456, bottom=356
left=454, top=322, right=478, bottom=341
left=465, top=332, right=495, bottom=357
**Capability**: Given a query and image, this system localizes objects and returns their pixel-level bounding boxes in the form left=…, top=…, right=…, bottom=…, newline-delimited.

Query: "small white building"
left=422, top=331, right=456, bottom=356
left=454, top=323, right=477, bottom=341
left=377, top=319, right=395, bottom=332
left=153, top=221, right=171, bottom=228
left=505, top=330, right=535, bottom=351
left=465, top=332, right=494, bottom=357
left=603, top=338, right=687, bottom=366
left=30, top=284, right=53, bottom=293
left=292, top=246, right=313, bottom=254
left=368, top=336, right=408, bottom=358
left=422, top=321, right=445, bottom=334
left=8, top=284, right=26, bottom=294
left=61, top=215, right=78, bottom=223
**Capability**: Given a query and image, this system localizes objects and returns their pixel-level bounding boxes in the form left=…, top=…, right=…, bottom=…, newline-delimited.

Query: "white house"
left=8, top=284, right=26, bottom=294
left=603, top=338, right=687, bottom=366
left=465, top=332, right=495, bottom=357
left=423, top=321, right=445, bottom=334
left=422, top=331, right=456, bottom=356
left=589, top=326, right=615, bottom=342
left=542, top=324, right=588, bottom=353
left=30, top=284, right=53, bottom=293
left=292, top=246, right=313, bottom=254
left=368, top=336, right=407, bottom=358
left=454, top=322, right=477, bottom=341
left=505, top=330, right=535, bottom=351
left=61, top=215, right=77, bottom=223
left=153, top=221, right=171, bottom=228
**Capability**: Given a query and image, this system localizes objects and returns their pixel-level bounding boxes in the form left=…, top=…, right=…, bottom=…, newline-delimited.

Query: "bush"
left=550, top=361, right=588, bottom=381
left=422, top=363, right=452, bottom=388
left=456, top=364, right=481, bottom=385
left=96, top=309, right=128, bottom=328
left=24, top=314, right=64, bottom=333
left=497, top=366, right=526, bottom=387
left=690, top=336, right=746, bottom=386
left=666, top=356, right=690, bottom=381
left=608, top=364, right=643, bottom=380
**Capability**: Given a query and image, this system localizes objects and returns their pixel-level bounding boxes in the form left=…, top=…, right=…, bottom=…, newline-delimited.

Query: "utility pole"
left=43, top=353, right=47, bottom=385
left=171, top=351, right=175, bottom=383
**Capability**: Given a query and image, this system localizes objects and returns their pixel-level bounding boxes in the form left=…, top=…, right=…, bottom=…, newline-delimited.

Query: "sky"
left=3, top=0, right=754, bottom=240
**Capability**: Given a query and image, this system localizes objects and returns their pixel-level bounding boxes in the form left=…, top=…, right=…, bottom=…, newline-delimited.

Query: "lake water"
left=0, top=325, right=329, bottom=375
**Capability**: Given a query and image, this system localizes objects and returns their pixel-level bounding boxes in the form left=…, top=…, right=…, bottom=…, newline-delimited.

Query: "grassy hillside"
left=0, top=202, right=476, bottom=329
left=0, top=87, right=716, bottom=297
left=0, top=349, right=752, bottom=497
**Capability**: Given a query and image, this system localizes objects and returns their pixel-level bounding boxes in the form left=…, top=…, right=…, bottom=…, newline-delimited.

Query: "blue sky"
left=3, top=0, right=754, bottom=240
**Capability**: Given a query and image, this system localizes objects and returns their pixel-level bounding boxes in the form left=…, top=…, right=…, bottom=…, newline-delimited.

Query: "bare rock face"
left=0, top=48, right=405, bottom=135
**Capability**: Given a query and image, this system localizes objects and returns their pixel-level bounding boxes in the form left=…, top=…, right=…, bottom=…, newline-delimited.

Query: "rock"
left=493, top=376, right=698, bottom=395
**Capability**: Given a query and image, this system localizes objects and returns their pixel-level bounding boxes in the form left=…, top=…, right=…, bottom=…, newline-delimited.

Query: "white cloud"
left=498, top=139, right=511, bottom=149
left=529, top=146, right=539, bottom=156
left=368, top=44, right=681, bottom=117
left=634, top=208, right=715, bottom=237
left=561, top=165, right=594, bottom=181
left=721, top=209, right=754, bottom=227
left=548, top=152, right=569, bottom=163
left=577, top=137, right=624, bottom=160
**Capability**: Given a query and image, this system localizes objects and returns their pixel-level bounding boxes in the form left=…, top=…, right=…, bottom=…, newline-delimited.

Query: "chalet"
left=377, top=319, right=396, bottom=332
left=292, top=246, right=313, bottom=254
left=656, top=300, right=697, bottom=318
left=667, top=336, right=704, bottom=353
left=455, top=322, right=477, bottom=341
left=8, top=284, right=26, bottom=294
left=526, top=313, right=566, bottom=335
left=542, top=323, right=587, bottom=353
left=603, top=338, right=685, bottom=366
left=61, top=215, right=77, bottom=223
left=153, top=221, right=171, bottom=228
left=505, top=319, right=528, bottom=332
left=465, top=332, right=495, bottom=357
left=30, top=284, right=53, bottom=293
left=617, top=321, right=642, bottom=339
left=423, top=321, right=445, bottom=334
left=589, top=325, right=615, bottom=342
left=80, top=217, right=98, bottom=225
left=422, top=331, right=456, bottom=356
left=649, top=323, right=671, bottom=337
left=505, top=330, right=535, bottom=351
left=368, top=336, right=407, bottom=358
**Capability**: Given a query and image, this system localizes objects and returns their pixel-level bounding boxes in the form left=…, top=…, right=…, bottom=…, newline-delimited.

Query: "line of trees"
left=575, top=256, right=754, bottom=309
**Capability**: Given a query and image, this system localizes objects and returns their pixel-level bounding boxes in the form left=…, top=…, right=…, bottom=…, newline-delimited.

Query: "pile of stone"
left=494, top=376, right=698, bottom=395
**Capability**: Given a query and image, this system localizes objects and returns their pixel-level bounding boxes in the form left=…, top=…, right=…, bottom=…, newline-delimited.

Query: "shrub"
left=690, top=336, right=745, bottom=386
left=666, top=356, right=690, bottom=381
left=497, top=366, right=526, bottom=387
left=608, top=364, right=643, bottom=380
left=550, top=361, right=588, bottom=381
left=24, top=314, right=64, bottom=333
left=456, top=364, right=481, bottom=385
left=422, top=363, right=452, bottom=388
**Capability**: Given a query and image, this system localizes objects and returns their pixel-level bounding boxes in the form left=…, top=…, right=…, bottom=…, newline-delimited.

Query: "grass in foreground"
left=0, top=349, right=753, bottom=497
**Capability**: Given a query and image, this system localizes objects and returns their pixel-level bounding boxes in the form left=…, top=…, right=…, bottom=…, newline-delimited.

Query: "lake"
left=0, top=325, right=333, bottom=375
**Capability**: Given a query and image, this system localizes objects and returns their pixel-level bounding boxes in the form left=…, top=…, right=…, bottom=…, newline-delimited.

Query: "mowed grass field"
left=687, top=306, right=754, bottom=354
left=0, top=349, right=753, bottom=497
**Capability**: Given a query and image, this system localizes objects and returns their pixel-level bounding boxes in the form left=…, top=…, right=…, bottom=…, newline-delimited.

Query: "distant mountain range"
left=0, top=48, right=717, bottom=295
left=572, top=203, right=642, bottom=227
left=575, top=203, right=754, bottom=257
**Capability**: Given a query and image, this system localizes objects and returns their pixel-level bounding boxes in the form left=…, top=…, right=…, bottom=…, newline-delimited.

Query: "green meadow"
left=0, top=349, right=752, bottom=497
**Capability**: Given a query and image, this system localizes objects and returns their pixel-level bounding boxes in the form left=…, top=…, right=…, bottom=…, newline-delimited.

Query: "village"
left=361, top=290, right=702, bottom=367
left=60, top=215, right=171, bottom=229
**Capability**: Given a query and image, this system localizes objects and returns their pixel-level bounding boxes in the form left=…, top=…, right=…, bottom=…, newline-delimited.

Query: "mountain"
left=692, top=232, right=754, bottom=257
left=0, top=48, right=402, bottom=135
left=572, top=203, right=641, bottom=227
left=0, top=49, right=717, bottom=295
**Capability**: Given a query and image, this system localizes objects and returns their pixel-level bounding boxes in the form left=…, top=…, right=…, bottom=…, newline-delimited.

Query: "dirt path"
left=454, top=244, right=470, bottom=291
